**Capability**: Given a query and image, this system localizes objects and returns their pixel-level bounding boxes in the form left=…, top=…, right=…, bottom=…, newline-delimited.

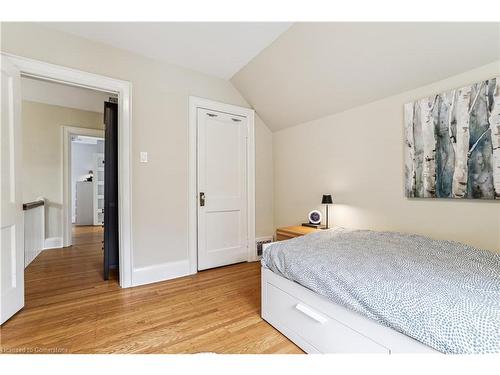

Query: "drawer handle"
left=295, top=303, right=328, bottom=324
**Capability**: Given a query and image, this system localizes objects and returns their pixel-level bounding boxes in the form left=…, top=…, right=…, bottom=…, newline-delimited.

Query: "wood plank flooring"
left=0, top=226, right=302, bottom=354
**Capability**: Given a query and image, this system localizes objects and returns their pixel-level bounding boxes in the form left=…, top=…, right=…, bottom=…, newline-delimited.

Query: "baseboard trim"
left=132, top=259, right=191, bottom=287
left=44, top=237, right=63, bottom=250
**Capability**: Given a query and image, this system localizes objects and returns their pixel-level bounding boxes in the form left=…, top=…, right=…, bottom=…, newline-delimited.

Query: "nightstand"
left=276, top=225, right=321, bottom=241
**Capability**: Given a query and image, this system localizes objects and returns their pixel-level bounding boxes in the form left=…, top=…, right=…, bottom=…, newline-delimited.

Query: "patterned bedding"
left=261, top=228, right=500, bottom=354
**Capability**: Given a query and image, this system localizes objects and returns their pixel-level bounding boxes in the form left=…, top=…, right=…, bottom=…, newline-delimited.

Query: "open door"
left=103, top=101, right=119, bottom=280
left=1, top=56, right=24, bottom=324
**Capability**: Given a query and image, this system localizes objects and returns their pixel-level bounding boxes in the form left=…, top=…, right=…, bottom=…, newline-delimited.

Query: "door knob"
left=199, top=192, right=205, bottom=207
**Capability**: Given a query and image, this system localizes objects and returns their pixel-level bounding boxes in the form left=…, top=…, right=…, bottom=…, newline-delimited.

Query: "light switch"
left=140, top=152, right=148, bottom=163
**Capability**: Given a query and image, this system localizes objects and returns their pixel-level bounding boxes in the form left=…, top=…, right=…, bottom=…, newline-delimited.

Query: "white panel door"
left=0, top=57, right=24, bottom=324
left=197, top=108, right=247, bottom=270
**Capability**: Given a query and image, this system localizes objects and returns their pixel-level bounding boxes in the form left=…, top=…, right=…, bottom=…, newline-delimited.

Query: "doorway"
left=62, top=100, right=119, bottom=280
left=21, top=76, right=120, bottom=282
left=70, top=133, right=106, bottom=278
left=1, top=53, right=133, bottom=325
left=188, top=97, right=256, bottom=273
left=71, top=135, right=105, bottom=228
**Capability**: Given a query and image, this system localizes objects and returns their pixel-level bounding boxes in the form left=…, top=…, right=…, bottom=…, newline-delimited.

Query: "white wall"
left=2, top=23, right=275, bottom=276
left=273, top=61, right=500, bottom=252
left=21, top=100, right=104, bottom=242
left=71, top=141, right=100, bottom=223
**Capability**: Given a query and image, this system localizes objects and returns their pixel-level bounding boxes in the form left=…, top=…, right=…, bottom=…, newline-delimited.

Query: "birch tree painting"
left=404, top=77, right=500, bottom=199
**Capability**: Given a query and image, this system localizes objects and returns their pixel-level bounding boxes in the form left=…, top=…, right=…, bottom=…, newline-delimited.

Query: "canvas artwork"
left=404, top=77, right=500, bottom=199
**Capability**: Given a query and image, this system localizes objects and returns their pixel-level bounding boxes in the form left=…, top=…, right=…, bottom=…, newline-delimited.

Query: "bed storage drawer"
left=265, top=282, right=389, bottom=353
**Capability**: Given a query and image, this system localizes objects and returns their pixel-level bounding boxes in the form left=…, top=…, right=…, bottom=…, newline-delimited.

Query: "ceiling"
left=39, top=22, right=500, bottom=131
left=43, top=22, right=292, bottom=79
left=21, top=76, right=116, bottom=113
left=231, top=23, right=500, bottom=131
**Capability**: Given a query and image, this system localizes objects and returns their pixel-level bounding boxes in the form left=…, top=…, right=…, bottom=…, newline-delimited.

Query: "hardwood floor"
left=0, top=226, right=302, bottom=354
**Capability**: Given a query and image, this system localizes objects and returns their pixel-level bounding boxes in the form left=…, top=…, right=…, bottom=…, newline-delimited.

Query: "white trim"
left=3, top=53, right=134, bottom=288
left=62, top=126, right=105, bottom=248
left=188, top=96, right=256, bottom=274
left=43, top=237, right=63, bottom=250
left=132, top=260, right=190, bottom=287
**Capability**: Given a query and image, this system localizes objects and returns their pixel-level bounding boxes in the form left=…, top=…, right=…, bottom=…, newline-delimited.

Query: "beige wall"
left=274, top=61, right=500, bottom=252
left=2, top=22, right=274, bottom=270
left=22, top=100, right=103, bottom=240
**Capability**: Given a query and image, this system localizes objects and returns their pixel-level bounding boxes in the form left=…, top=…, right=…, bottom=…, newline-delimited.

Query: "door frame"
left=62, top=126, right=104, bottom=246
left=188, top=96, right=256, bottom=274
left=2, top=53, right=134, bottom=288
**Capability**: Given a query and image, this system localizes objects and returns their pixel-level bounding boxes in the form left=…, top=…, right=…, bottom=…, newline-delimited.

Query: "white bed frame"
left=261, top=244, right=439, bottom=354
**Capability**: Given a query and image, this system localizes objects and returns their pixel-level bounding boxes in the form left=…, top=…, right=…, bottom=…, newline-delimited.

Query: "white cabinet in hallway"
left=75, top=181, right=94, bottom=225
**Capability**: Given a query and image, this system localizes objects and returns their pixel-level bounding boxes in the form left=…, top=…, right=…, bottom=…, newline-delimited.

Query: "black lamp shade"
left=321, top=194, right=333, bottom=204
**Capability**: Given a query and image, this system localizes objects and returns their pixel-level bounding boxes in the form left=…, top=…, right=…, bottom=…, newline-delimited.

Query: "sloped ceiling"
left=231, top=23, right=500, bottom=131
left=44, top=22, right=292, bottom=79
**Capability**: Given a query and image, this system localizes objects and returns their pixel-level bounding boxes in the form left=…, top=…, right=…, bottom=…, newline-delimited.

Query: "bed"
left=261, top=228, right=500, bottom=354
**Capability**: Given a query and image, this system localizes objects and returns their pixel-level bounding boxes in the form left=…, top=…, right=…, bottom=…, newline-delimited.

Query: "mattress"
left=261, top=227, right=500, bottom=354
